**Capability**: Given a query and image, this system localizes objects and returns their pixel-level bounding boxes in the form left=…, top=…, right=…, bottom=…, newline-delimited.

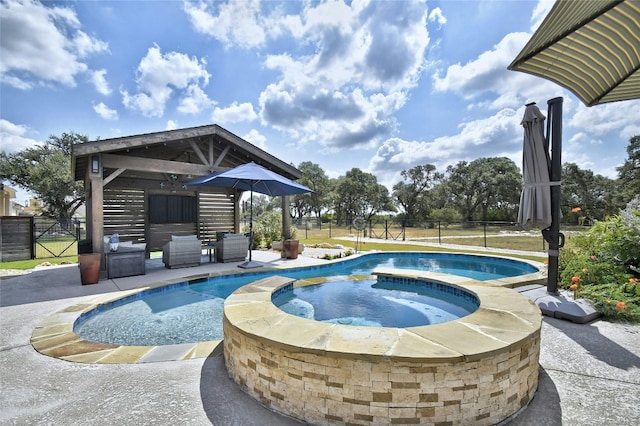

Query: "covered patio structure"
left=72, top=124, right=301, bottom=258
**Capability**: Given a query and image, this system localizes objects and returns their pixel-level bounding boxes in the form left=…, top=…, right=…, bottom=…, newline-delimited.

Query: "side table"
left=203, top=242, right=216, bottom=263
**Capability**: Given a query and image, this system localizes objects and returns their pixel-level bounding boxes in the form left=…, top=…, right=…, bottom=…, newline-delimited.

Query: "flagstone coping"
left=224, top=268, right=542, bottom=362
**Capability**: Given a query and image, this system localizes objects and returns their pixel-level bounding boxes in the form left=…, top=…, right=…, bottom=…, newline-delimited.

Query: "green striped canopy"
left=508, top=0, right=640, bottom=106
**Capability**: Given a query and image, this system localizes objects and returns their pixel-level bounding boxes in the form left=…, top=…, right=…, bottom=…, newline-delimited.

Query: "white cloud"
left=432, top=31, right=561, bottom=110
left=93, top=102, right=118, bottom=120
left=428, top=7, right=446, bottom=29
left=242, top=129, right=267, bottom=150
left=121, top=45, right=210, bottom=117
left=368, top=108, right=523, bottom=181
left=178, top=84, right=214, bottom=114
left=212, top=102, right=258, bottom=124
left=0, top=119, right=41, bottom=153
left=569, top=101, right=640, bottom=138
left=91, top=69, right=111, bottom=95
left=256, top=1, right=430, bottom=149
left=184, top=1, right=430, bottom=149
left=183, top=0, right=267, bottom=49
left=0, top=0, right=108, bottom=89
left=166, top=120, right=178, bottom=131
left=530, top=0, right=555, bottom=31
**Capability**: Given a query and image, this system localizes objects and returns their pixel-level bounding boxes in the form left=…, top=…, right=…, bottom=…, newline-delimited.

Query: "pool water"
left=74, top=252, right=538, bottom=345
left=274, top=278, right=479, bottom=327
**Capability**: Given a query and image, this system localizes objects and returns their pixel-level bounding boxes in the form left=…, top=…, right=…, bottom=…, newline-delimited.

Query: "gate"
left=33, top=217, right=84, bottom=258
left=367, top=219, right=405, bottom=241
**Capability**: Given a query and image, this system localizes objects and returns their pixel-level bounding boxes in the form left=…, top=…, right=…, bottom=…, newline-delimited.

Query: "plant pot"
left=78, top=253, right=101, bottom=285
left=283, top=239, right=299, bottom=260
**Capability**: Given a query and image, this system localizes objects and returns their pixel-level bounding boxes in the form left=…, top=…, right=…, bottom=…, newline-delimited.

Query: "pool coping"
left=225, top=268, right=543, bottom=362
left=30, top=252, right=546, bottom=364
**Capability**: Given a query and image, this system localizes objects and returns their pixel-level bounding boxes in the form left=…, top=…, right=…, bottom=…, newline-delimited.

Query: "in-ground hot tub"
left=223, top=268, right=542, bottom=425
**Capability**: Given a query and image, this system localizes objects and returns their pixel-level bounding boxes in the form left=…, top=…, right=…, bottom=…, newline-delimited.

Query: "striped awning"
left=508, top=0, right=640, bottom=107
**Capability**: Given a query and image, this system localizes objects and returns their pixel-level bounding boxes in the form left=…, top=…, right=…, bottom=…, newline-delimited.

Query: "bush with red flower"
left=559, top=197, right=640, bottom=322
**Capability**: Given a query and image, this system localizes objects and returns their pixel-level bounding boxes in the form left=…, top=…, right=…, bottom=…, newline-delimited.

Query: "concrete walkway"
left=1, top=249, right=639, bottom=425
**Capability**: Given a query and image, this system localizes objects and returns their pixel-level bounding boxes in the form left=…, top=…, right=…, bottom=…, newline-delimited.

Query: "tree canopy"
left=442, top=157, right=522, bottom=222
left=3, top=130, right=637, bottom=226
left=0, top=132, right=87, bottom=220
left=392, top=164, right=442, bottom=221
left=617, top=135, right=640, bottom=202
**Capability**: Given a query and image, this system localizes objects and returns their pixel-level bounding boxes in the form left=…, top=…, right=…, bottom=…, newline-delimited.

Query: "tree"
left=332, top=168, right=395, bottom=223
left=562, top=163, right=618, bottom=221
left=617, top=135, right=640, bottom=203
left=441, top=157, right=521, bottom=222
left=0, top=132, right=87, bottom=220
left=291, top=161, right=331, bottom=221
left=392, top=164, right=442, bottom=222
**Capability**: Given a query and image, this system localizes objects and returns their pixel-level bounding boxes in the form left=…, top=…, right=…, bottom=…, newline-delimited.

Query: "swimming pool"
left=73, top=252, right=538, bottom=346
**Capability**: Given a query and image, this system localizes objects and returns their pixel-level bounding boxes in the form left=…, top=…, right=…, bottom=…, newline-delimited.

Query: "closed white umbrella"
left=517, top=103, right=553, bottom=230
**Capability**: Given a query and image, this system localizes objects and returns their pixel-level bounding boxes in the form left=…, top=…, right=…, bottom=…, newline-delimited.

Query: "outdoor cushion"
left=172, top=235, right=198, bottom=241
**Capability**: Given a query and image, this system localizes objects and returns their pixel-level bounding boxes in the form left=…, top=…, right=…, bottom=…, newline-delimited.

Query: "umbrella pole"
left=249, top=189, right=253, bottom=262
left=239, top=188, right=262, bottom=269
left=543, top=97, right=565, bottom=294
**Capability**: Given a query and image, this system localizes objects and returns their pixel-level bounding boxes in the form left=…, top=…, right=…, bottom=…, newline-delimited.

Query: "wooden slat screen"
left=103, top=188, right=146, bottom=243
left=198, top=192, right=236, bottom=242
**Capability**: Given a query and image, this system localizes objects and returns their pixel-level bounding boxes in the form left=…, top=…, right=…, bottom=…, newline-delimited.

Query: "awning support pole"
left=544, top=97, right=564, bottom=294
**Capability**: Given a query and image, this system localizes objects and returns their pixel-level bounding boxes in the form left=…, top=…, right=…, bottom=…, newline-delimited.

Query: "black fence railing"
left=286, top=218, right=589, bottom=254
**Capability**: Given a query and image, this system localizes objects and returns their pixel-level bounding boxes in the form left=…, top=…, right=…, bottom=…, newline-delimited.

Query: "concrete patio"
left=1, top=249, right=639, bottom=425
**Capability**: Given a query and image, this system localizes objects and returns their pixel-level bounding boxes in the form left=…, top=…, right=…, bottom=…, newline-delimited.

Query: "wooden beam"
left=214, top=145, right=230, bottom=168
left=189, top=140, right=209, bottom=166
left=103, top=168, right=125, bottom=186
left=101, top=153, right=216, bottom=175
left=72, top=124, right=222, bottom=156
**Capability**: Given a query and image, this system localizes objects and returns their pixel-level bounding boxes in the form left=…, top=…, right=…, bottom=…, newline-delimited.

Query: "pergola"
left=72, top=124, right=301, bottom=255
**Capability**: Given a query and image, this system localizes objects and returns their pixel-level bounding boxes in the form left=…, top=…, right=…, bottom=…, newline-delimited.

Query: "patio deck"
left=1, top=247, right=639, bottom=425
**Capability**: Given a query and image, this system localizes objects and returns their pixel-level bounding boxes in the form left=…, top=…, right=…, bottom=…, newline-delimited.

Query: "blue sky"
left=2, top=0, right=639, bottom=206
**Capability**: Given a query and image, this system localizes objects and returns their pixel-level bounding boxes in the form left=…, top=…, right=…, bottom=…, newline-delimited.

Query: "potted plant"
left=78, top=253, right=101, bottom=285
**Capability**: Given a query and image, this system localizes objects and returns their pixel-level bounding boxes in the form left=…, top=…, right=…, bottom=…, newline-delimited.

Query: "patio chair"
left=162, top=235, right=202, bottom=269
left=216, top=233, right=249, bottom=263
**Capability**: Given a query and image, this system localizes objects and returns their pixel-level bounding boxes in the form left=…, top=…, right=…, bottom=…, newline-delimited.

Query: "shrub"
left=243, top=211, right=298, bottom=249
left=559, top=197, right=640, bottom=322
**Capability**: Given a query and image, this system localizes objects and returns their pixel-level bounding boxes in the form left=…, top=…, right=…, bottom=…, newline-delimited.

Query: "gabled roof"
left=72, top=124, right=301, bottom=182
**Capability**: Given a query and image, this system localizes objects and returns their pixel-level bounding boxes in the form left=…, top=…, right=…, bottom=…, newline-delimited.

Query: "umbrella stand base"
left=238, top=261, right=263, bottom=269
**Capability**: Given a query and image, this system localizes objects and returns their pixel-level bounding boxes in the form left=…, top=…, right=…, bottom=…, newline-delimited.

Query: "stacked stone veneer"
left=224, top=270, right=542, bottom=425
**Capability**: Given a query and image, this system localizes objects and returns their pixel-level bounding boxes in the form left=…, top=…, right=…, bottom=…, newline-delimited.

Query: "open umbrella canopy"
left=508, top=0, right=640, bottom=106
left=187, top=162, right=312, bottom=268
left=187, top=162, right=312, bottom=197
left=517, top=103, right=553, bottom=230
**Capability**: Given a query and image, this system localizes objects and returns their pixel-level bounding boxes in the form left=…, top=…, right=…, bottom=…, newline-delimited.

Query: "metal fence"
left=290, top=218, right=588, bottom=254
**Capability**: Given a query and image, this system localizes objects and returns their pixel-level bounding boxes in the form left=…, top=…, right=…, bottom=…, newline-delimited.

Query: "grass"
left=1, top=237, right=547, bottom=271
left=0, top=256, right=78, bottom=271
left=298, top=238, right=547, bottom=263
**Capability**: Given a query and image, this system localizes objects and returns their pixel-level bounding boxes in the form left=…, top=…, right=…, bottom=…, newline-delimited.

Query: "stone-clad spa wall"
left=223, top=271, right=542, bottom=425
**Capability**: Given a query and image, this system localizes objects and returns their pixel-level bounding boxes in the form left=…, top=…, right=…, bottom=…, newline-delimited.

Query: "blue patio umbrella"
left=187, top=162, right=312, bottom=268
